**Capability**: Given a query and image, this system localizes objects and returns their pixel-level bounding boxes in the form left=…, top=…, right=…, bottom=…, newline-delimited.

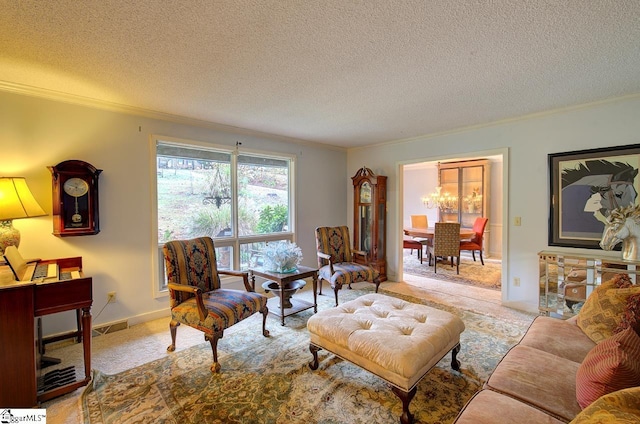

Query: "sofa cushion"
left=486, top=345, right=582, bottom=421
left=519, top=316, right=595, bottom=363
left=577, top=275, right=639, bottom=343
left=575, top=327, right=640, bottom=409
left=615, top=293, right=640, bottom=334
left=570, top=387, right=640, bottom=424
left=452, top=389, right=564, bottom=424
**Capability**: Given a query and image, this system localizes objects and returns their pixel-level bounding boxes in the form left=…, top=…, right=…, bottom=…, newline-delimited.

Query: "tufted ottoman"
left=307, top=293, right=465, bottom=424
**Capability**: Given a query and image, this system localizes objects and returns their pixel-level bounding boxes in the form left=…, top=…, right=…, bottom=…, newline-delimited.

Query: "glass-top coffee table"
left=249, top=265, right=318, bottom=326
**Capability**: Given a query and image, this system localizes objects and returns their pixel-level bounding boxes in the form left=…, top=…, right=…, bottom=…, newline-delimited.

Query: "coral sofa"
left=453, top=275, right=640, bottom=423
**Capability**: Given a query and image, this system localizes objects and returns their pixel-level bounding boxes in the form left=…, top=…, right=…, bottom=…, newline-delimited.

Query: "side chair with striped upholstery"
left=163, top=236, right=269, bottom=373
left=315, top=226, right=381, bottom=306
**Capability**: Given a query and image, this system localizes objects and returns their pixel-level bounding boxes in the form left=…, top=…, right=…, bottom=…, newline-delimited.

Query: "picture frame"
left=549, top=143, right=640, bottom=249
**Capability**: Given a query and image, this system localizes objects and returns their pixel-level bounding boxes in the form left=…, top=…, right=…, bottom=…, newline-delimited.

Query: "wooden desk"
left=0, top=257, right=92, bottom=407
left=404, top=227, right=475, bottom=240
left=249, top=266, right=318, bottom=326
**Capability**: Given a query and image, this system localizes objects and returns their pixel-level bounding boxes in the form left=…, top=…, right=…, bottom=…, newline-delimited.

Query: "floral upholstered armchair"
left=163, top=237, right=269, bottom=373
left=315, top=226, right=381, bottom=306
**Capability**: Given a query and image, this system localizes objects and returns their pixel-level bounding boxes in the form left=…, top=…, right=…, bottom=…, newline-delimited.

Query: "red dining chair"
left=460, top=217, right=489, bottom=265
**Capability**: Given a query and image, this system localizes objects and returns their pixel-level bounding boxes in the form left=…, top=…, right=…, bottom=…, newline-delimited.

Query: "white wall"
left=0, top=90, right=347, bottom=335
left=348, top=95, right=640, bottom=312
left=402, top=164, right=439, bottom=227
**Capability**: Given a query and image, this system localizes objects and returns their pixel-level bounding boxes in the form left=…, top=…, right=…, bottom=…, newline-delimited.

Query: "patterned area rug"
left=403, top=249, right=502, bottom=290
left=82, top=287, right=531, bottom=424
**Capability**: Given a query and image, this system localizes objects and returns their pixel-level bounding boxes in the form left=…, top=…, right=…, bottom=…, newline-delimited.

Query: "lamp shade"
left=0, top=177, right=46, bottom=220
left=0, top=177, right=46, bottom=254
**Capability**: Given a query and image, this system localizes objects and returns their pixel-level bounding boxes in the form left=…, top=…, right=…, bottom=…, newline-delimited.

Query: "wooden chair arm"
left=317, top=251, right=331, bottom=260
left=352, top=249, right=368, bottom=264
left=219, top=269, right=253, bottom=292
left=167, top=283, right=207, bottom=321
left=317, top=251, right=335, bottom=275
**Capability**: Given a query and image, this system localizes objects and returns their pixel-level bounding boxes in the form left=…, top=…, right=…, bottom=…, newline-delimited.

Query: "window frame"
left=150, top=135, right=296, bottom=298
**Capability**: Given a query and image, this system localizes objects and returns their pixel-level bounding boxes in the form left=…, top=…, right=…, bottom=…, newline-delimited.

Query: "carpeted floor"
left=403, top=249, right=501, bottom=290
left=43, top=280, right=533, bottom=423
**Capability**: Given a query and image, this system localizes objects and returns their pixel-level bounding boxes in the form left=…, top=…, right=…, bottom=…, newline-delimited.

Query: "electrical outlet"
left=514, top=216, right=522, bottom=226
left=107, top=291, right=117, bottom=303
left=513, top=277, right=521, bottom=287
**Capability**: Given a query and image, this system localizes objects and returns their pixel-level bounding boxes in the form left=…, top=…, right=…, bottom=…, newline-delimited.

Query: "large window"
left=152, top=137, right=295, bottom=295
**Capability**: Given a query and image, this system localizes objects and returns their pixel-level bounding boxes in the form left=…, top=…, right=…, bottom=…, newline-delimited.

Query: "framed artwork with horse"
left=549, top=143, right=640, bottom=249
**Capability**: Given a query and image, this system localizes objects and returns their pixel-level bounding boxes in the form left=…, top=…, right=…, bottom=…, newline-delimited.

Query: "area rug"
left=82, top=288, right=532, bottom=424
left=403, top=250, right=501, bottom=290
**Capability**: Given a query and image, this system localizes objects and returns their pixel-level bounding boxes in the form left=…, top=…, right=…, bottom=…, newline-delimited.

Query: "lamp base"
left=0, top=220, right=20, bottom=255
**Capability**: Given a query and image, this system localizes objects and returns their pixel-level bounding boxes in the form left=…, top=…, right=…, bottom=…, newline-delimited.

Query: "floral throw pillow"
left=570, top=387, right=640, bottom=423
left=577, top=275, right=639, bottom=343
left=615, top=293, right=640, bottom=334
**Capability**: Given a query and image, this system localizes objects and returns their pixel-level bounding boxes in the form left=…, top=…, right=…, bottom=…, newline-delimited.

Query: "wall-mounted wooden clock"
left=48, top=160, right=102, bottom=237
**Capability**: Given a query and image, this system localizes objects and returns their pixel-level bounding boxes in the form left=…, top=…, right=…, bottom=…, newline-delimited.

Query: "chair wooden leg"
left=333, top=287, right=340, bottom=307
left=373, top=278, right=380, bottom=293
left=167, top=320, right=180, bottom=352
left=472, top=250, right=476, bottom=261
left=261, top=304, right=270, bottom=337
left=206, top=331, right=223, bottom=373
left=479, top=251, right=484, bottom=265
left=456, top=256, right=459, bottom=274
left=318, top=279, right=323, bottom=295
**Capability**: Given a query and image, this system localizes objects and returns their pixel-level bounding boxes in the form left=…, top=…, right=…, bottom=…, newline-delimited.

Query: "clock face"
left=63, top=178, right=89, bottom=197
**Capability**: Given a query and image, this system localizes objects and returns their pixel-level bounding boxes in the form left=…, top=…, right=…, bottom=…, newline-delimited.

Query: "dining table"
left=403, top=227, right=475, bottom=241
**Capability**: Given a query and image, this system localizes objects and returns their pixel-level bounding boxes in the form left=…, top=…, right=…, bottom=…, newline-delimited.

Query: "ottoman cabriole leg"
left=451, top=343, right=461, bottom=371
left=309, top=343, right=321, bottom=370
left=391, top=385, right=416, bottom=424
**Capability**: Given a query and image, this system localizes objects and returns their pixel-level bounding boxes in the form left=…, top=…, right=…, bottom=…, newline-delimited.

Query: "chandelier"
left=422, top=187, right=457, bottom=211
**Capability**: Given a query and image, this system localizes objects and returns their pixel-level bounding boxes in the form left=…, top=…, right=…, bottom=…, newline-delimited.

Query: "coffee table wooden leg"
left=279, top=281, right=285, bottom=326
left=391, top=385, right=416, bottom=424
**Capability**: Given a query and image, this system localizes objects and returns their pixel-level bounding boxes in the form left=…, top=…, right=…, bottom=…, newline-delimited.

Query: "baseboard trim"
left=127, top=308, right=171, bottom=327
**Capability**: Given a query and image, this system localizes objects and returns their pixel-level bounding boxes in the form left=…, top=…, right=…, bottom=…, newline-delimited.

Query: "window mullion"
left=231, top=150, right=239, bottom=269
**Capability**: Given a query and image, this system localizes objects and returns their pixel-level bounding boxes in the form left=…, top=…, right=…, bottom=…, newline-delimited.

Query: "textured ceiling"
left=1, top=1, right=640, bottom=148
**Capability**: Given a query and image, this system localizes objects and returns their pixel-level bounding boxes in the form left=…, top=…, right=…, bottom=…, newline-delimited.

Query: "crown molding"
left=0, top=80, right=347, bottom=152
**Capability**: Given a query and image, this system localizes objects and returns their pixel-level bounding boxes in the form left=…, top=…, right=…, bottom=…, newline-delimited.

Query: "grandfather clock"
left=352, top=166, right=387, bottom=281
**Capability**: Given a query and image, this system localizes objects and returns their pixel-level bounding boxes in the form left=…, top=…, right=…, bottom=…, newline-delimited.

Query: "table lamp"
left=0, top=177, right=46, bottom=255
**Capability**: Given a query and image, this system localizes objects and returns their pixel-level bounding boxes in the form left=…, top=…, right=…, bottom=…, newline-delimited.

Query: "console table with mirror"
left=538, top=250, right=640, bottom=318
